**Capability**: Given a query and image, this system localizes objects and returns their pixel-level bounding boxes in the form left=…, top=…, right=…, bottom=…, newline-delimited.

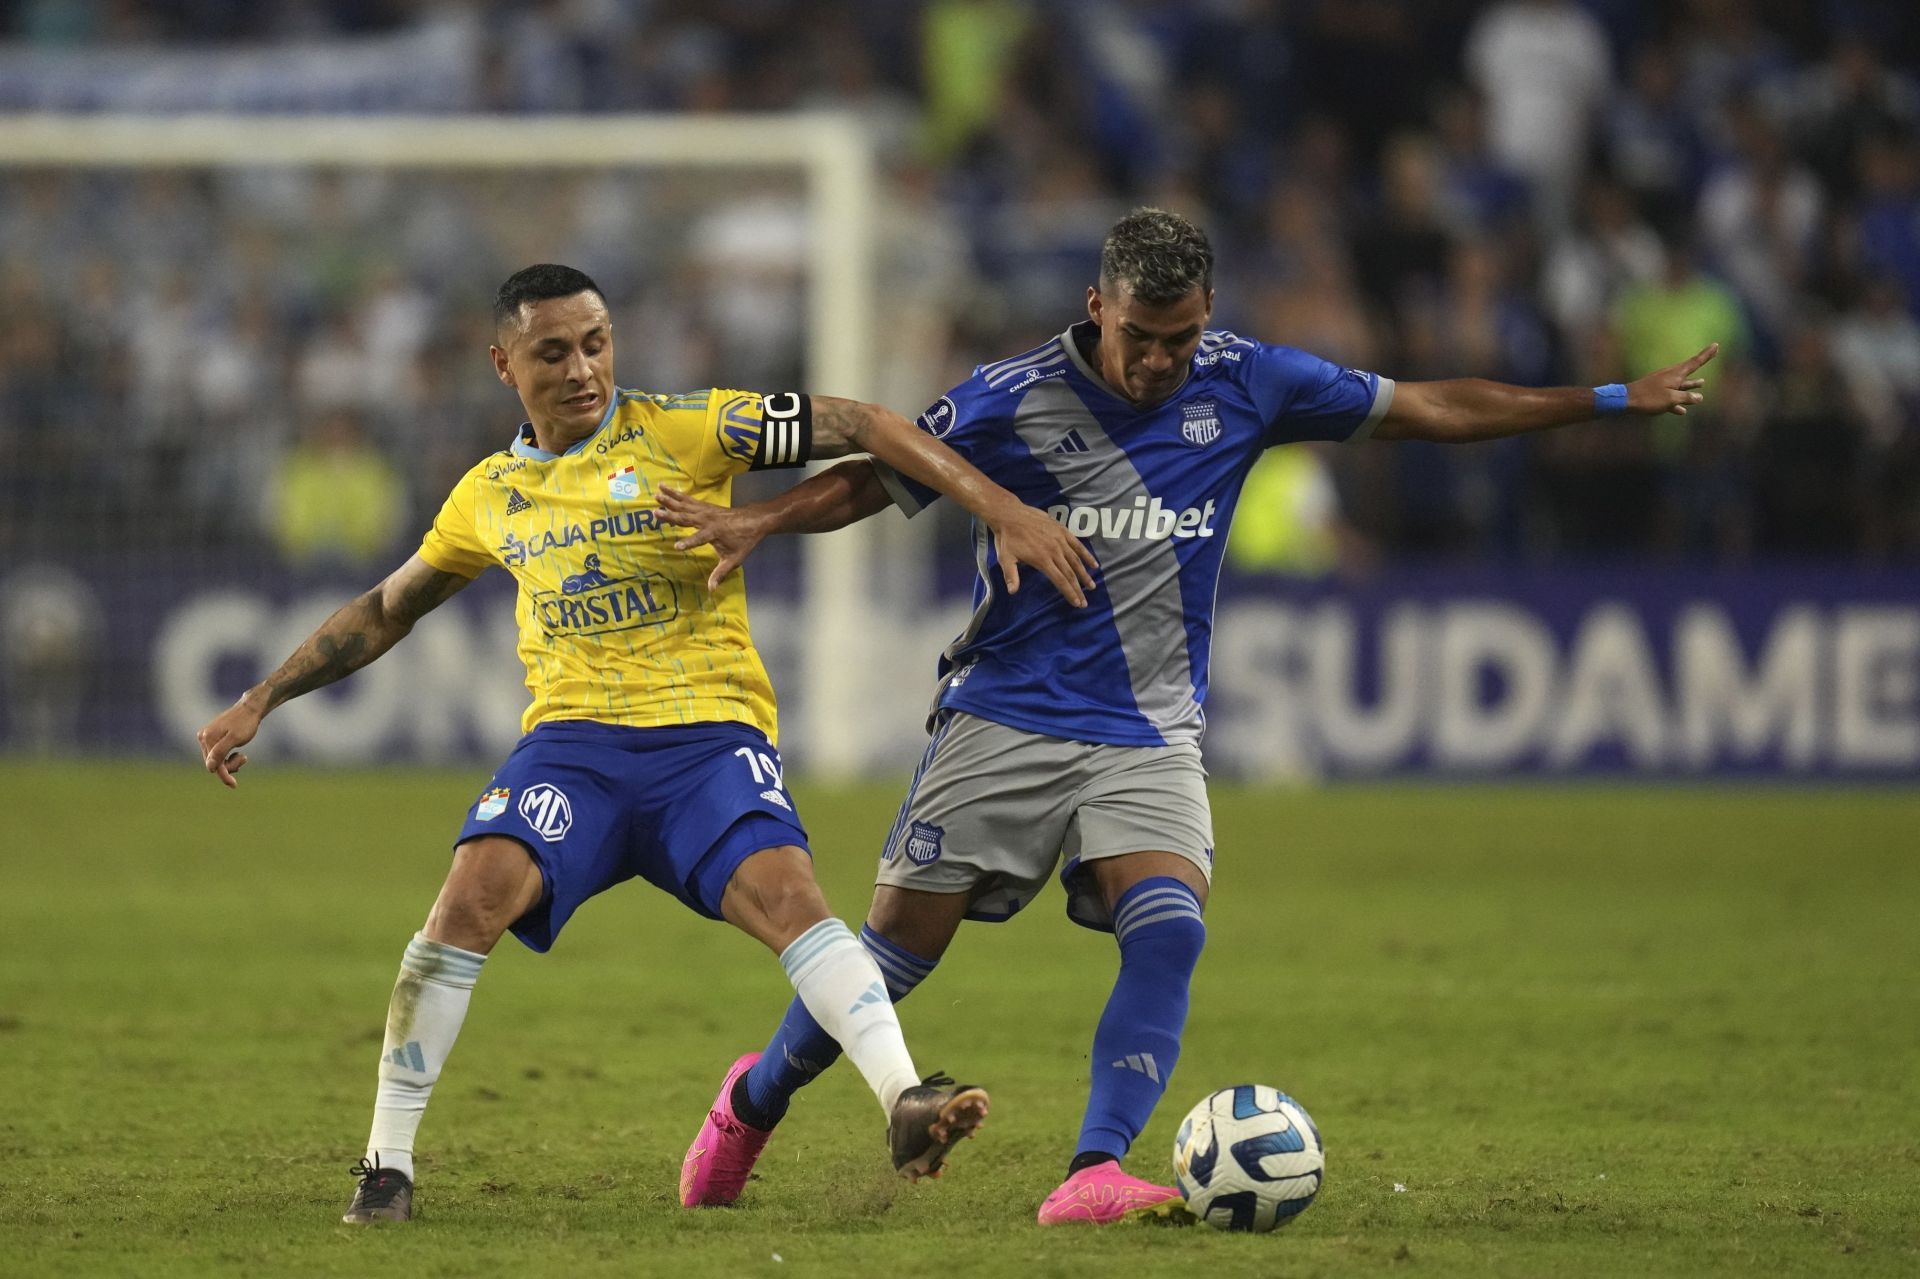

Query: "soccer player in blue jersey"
left=662, top=209, right=1717, bottom=1223
left=193, top=264, right=1098, bottom=1224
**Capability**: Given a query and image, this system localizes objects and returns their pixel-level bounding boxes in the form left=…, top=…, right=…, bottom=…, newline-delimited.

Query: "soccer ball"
left=1172, top=1085, right=1324, bottom=1232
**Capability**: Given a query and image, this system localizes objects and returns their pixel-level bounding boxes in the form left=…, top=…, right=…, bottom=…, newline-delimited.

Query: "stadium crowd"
left=2, top=0, right=1918, bottom=566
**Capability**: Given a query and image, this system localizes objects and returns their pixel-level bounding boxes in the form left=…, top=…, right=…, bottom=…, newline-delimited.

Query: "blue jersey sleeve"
left=1248, top=343, right=1395, bottom=446
left=871, top=380, right=999, bottom=516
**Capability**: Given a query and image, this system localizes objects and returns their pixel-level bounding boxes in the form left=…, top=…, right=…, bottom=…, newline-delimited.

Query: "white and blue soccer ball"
left=1172, top=1085, right=1325, bottom=1232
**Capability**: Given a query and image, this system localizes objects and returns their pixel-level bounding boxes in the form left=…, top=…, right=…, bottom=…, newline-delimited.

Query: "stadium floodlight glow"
left=0, top=112, right=878, bottom=776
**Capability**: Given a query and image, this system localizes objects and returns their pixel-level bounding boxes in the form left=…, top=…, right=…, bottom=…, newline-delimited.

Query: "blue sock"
left=741, top=924, right=936, bottom=1126
left=1076, top=877, right=1206, bottom=1163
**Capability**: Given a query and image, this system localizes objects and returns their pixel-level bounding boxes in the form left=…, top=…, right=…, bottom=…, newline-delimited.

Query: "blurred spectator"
left=1227, top=446, right=1347, bottom=578
left=920, top=0, right=1032, bottom=161
left=1352, top=132, right=1452, bottom=323
left=1464, top=0, right=1612, bottom=229
left=1855, top=129, right=1920, bottom=319
left=0, top=0, right=1918, bottom=570
left=295, top=310, right=375, bottom=414
left=1542, top=178, right=1665, bottom=350
left=1750, top=326, right=1869, bottom=554
left=1296, top=0, right=1472, bottom=163
left=1774, top=31, right=1920, bottom=201
left=1614, top=242, right=1745, bottom=390
left=1831, top=278, right=1920, bottom=448
left=1430, top=83, right=1530, bottom=237
left=1605, top=39, right=1709, bottom=239
left=1527, top=329, right=1664, bottom=555
left=1697, top=95, right=1825, bottom=347
left=1246, top=181, right=1376, bottom=368
left=269, top=409, right=408, bottom=567
left=1612, top=240, right=1747, bottom=473
left=0, top=565, right=103, bottom=752
left=1672, top=0, right=1795, bottom=146
left=688, top=188, right=809, bottom=391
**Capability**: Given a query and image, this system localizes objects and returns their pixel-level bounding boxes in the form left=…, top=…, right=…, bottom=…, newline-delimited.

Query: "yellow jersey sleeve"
left=417, top=467, right=495, bottom=577
left=646, top=388, right=813, bottom=489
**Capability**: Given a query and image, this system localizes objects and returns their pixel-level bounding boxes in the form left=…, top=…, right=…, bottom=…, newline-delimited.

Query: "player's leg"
left=1075, top=850, right=1209, bottom=1164
left=732, top=711, right=1052, bottom=1135
left=715, top=846, right=988, bottom=1181
left=1039, top=744, right=1213, bottom=1225
left=732, top=884, right=968, bottom=1133
left=683, top=713, right=1054, bottom=1205
left=347, top=835, right=543, bottom=1224
left=719, top=844, right=922, bottom=1113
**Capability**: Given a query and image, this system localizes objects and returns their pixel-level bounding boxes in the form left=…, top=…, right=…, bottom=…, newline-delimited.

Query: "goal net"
left=0, top=113, right=897, bottom=774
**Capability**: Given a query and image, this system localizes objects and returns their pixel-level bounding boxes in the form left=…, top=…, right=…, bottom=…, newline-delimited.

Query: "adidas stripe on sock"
left=779, top=919, right=920, bottom=1114
left=1076, top=877, right=1206, bottom=1162
left=743, top=924, right=938, bottom=1125
left=364, top=931, right=486, bottom=1181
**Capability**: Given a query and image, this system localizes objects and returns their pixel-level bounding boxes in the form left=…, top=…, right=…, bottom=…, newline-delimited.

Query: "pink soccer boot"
left=680, top=1052, right=775, bottom=1207
left=1036, top=1161, right=1186, bottom=1224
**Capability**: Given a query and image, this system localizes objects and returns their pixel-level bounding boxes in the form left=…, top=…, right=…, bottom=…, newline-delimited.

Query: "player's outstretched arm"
left=1375, top=343, right=1719, bottom=444
left=661, top=460, right=889, bottom=592
left=807, top=395, right=1099, bottom=605
left=194, top=555, right=473, bottom=788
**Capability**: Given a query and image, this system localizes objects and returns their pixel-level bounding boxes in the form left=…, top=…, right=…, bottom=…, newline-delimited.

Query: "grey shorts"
left=875, top=711, right=1214, bottom=931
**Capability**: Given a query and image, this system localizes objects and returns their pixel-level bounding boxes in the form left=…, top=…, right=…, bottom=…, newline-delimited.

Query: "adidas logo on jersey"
left=1053, top=429, right=1091, bottom=454
left=505, top=488, right=533, bottom=515
left=1046, top=496, right=1217, bottom=541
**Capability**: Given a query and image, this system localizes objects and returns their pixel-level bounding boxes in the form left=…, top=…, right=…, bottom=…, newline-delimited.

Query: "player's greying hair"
left=1098, top=208, right=1214, bottom=305
left=493, top=263, right=605, bottom=332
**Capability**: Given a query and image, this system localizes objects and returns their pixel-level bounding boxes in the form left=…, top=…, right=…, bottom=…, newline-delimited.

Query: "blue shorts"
left=454, top=720, right=809, bottom=952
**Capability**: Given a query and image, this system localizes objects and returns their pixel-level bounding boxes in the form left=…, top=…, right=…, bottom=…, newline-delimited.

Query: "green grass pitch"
left=2, top=760, right=1916, bottom=1277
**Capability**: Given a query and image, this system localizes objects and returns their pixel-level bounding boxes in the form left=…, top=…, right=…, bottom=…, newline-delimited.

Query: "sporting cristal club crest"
left=1181, top=401, right=1222, bottom=446
left=607, top=465, right=640, bottom=500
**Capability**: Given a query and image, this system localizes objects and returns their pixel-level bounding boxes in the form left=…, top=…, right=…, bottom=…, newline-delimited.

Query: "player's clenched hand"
left=1628, top=342, right=1719, bottom=416
left=658, top=485, right=768, bottom=592
left=196, top=698, right=263, bottom=789
left=984, top=501, right=1099, bottom=607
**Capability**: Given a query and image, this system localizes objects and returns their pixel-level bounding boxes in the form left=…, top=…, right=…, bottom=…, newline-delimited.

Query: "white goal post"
left=0, top=112, right=880, bottom=776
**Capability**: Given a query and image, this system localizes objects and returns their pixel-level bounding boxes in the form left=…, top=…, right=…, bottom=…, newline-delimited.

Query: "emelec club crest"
left=1181, top=401, right=1222, bottom=447
left=904, top=820, right=944, bottom=865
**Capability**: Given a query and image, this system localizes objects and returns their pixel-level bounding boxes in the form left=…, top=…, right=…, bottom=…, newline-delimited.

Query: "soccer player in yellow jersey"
left=194, top=264, right=1100, bottom=1225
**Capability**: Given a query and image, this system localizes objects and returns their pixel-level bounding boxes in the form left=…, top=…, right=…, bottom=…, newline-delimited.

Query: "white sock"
left=363, top=931, right=486, bottom=1180
left=781, top=919, right=920, bottom=1113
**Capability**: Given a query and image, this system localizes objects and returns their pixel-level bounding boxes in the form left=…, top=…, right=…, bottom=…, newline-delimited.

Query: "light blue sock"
left=742, top=925, right=936, bottom=1125
left=1075, top=877, right=1206, bottom=1163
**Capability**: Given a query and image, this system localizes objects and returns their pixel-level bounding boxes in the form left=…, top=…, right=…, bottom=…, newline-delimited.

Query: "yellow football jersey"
left=417, top=387, right=812, bottom=740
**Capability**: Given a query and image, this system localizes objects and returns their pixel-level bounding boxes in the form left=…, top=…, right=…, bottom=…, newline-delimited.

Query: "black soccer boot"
left=342, top=1156, right=413, bottom=1224
left=888, top=1072, right=990, bottom=1181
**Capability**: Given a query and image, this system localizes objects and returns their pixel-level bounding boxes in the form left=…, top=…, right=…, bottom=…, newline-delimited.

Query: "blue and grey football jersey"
left=875, top=321, right=1393, bottom=748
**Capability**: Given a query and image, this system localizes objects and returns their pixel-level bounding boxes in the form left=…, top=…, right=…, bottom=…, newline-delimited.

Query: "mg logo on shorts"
left=904, top=820, right=944, bottom=866
left=518, top=783, right=573, bottom=842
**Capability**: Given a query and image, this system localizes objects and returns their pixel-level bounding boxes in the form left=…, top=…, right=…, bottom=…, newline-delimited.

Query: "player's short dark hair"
left=1099, top=208, right=1214, bottom=305
left=493, top=264, right=605, bottom=331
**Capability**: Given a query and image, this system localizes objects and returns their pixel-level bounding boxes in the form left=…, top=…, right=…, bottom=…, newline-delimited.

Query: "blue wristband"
left=1593, top=383, right=1629, bottom=415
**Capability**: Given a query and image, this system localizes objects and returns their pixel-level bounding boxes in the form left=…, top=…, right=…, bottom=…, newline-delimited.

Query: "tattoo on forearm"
left=395, top=570, right=463, bottom=624
left=253, top=568, right=464, bottom=712
left=811, top=399, right=866, bottom=457
left=269, top=628, right=373, bottom=707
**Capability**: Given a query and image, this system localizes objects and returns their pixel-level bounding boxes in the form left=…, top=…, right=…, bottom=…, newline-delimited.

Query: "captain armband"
left=750, top=392, right=813, bottom=470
